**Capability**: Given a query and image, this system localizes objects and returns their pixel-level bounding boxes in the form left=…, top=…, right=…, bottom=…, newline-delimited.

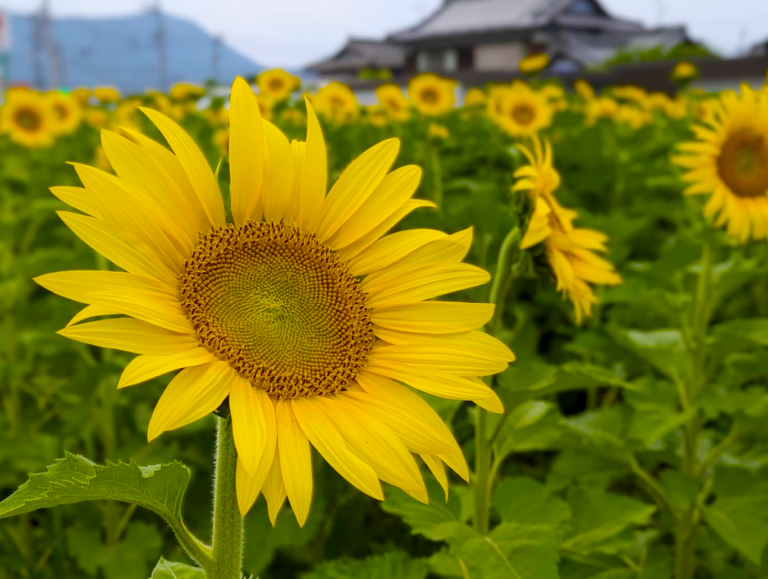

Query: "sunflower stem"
left=209, top=417, right=244, bottom=579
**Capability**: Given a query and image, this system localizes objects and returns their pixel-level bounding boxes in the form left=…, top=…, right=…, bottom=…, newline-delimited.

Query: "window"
left=565, top=0, right=599, bottom=16
left=444, top=49, right=458, bottom=72
left=416, top=49, right=458, bottom=73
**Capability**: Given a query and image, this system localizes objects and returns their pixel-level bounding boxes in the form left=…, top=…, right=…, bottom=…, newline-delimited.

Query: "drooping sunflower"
left=36, top=77, right=512, bottom=526
left=0, top=89, right=55, bottom=147
left=515, top=137, right=622, bottom=323
left=314, top=82, right=359, bottom=124
left=408, top=74, right=456, bottom=116
left=519, top=53, right=549, bottom=75
left=376, top=84, right=410, bottom=121
left=94, top=86, right=120, bottom=105
left=490, top=82, right=553, bottom=137
left=46, top=92, right=83, bottom=135
left=673, top=85, right=768, bottom=242
left=257, top=69, right=301, bottom=102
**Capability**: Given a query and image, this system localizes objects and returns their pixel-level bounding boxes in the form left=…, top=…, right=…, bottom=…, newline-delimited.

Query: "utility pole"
left=42, top=1, right=64, bottom=88
left=31, top=3, right=45, bottom=89
left=0, top=9, right=11, bottom=95
left=152, top=3, right=168, bottom=91
left=212, top=34, right=222, bottom=86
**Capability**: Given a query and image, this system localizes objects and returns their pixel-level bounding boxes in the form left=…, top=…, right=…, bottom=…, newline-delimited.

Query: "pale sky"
left=3, top=0, right=768, bottom=68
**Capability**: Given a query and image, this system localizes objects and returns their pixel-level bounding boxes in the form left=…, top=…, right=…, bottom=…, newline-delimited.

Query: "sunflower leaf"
left=0, top=452, right=190, bottom=526
left=302, top=550, right=428, bottom=579
left=150, top=557, right=205, bottom=579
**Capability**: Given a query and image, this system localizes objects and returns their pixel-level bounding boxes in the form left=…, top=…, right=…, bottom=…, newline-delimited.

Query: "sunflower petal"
left=229, top=77, right=264, bottom=225
left=297, top=100, right=327, bottom=231
left=230, top=376, right=268, bottom=476
left=349, top=229, right=447, bottom=276
left=49, top=186, right=102, bottom=218
left=59, top=318, right=199, bottom=355
left=261, top=121, right=295, bottom=223
left=261, top=445, right=287, bottom=525
left=118, top=347, right=213, bottom=388
left=235, top=394, right=277, bottom=516
left=371, top=302, right=494, bottom=334
left=276, top=400, right=314, bottom=527
left=421, top=454, right=449, bottom=500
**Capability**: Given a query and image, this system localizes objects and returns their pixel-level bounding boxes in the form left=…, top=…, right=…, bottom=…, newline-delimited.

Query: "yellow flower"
left=490, top=82, right=553, bottom=137
left=672, top=61, right=699, bottom=82
left=85, top=108, right=109, bottom=130
left=615, top=105, right=650, bottom=130
left=515, top=137, right=622, bottom=323
left=427, top=122, right=449, bottom=140
left=280, top=108, right=306, bottom=126
left=94, top=86, right=120, bottom=105
left=366, top=104, right=388, bottom=127
left=408, top=74, right=456, bottom=116
left=213, top=126, right=230, bottom=156
left=255, top=95, right=274, bottom=121
left=146, top=92, right=172, bottom=114
left=464, top=88, right=487, bottom=107
left=71, top=87, right=91, bottom=106
left=0, top=89, right=55, bottom=147
left=376, top=84, right=410, bottom=121
left=170, top=83, right=206, bottom=102
left=46, top=92, right=83, bottom=135
left=673, top=85, right=768, bottom=242
left=113, top=99, right=142, bottom=132
left=519, top=53, right=550, bottom=75
left=257, top=69, right=301, bottom=102
left=36, top=77, right=513, bottom=526
left=204, top=106, right=230, bottom=126
left=585, top=96, right=619, bottom=125
left=314, top=82, right=359, bottom=123
left=93, top=144, right=112, bottom=172
left=574, top=79, right=595, bottom=101
left=612, top=85, right=648, bottom=107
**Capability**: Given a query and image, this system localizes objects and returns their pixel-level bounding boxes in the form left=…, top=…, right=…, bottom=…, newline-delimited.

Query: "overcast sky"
left=3, top=0, right=768, bottom=68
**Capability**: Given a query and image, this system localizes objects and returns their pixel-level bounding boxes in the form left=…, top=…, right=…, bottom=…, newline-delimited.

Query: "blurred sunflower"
left=36, top=77, right=512, bottom=527
left=376, top=84, right=410, bottom=121
left=673, top=85, right=768, bottom=242
left=255, top=94, right=274, bottom=121
left=515, top=137, right=622, bottom=323
left=615, top=105, right=650, bottom=130
left=170, top=82, right=206, bottom=102
left=281, top=108, right=306, bottom=126
left=408, top=74, right=456, bottom=116
left=212, top=126, right=230, bottom=157
left=314, top=82, right=359, bottom=123
left=427, top=122, right=449, bottom=140
left=204, top=106, right=230, bottom=126
left=612, top=85, right=647, bottom=107
left=71, top=87, right=92, bottom=106
left=574, top=79, right=595, bottom=101
left=85, top=108, right=109, bottom=131
left=46, top=93, right=83, bottom=135
left=257, top=69, right=301, bottom=102
left=585, top=96, right=618, bottom=125
left=519, top=53, right=549, bottom=75
left=94, top=86, right=120, bottom=105
left=463, top=88, right=486, bottom=107
left=366, top=104, right=388, bottom=127
left=671, top=61, right=699, bottom=84
left=492, top=82, right=553, bottom=137
left=0, top=90, right=55, bottom=147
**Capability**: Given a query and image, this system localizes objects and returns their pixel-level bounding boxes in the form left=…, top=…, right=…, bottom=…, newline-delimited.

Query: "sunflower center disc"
left=16, top=109, right=41, bottom=131
left=512, top=104, right=535, bottom=125
left=421, top=89, right=438, bottom=105
left=718, top=131, right=768, bottom=198
left=180, top=221, right=375, bottom=399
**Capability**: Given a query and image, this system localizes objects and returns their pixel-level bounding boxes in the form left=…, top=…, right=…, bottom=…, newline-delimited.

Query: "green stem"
left=209, top=417, right=244, bottom=579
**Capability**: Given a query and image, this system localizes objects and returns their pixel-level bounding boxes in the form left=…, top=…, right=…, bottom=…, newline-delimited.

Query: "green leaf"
left=459, top=523, right=559, bottom=579
left=494, top=477, right=570, bottom=528
left=712, top=318, right=768, bottom=348
left=150, top=558, right=205, bottom=579
left=614, top=329, right=688, bottom=382
left=625, top=377, right=697, bottom=446
left=658, top=470, right=698, bottom=512
left=380, top=481, right=463, bottom=542
left=547, top=451, right=628, bottom=492
left=302, top=550, right=428, bottom=579
left=563, top=488, right=656, bottom=554
left=494, top=401, right=563, bottom=457
left=0, top=453, right=190, bottom=526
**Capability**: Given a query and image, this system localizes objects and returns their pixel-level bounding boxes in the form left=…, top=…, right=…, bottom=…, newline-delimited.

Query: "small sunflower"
left=427, top=123, right=450, bottom=140
left=280, top=108, right=307, bottom=126
left=585, top=96, right=618, bottom=125
left=463, top=88, right=486, bottom=108
left=376, top=84, right=410, bottom=121
left=94, top=86, right=121, bottom=105
left=212, top=126, right=230, bottom=157
left=170, top=83, right=206, bottom=102
left=46, top=92, right=83, bottom=135
left=85, top=108, right=109, bottom=131
left=366, top=105, right=388, bottom=127
left=491, top=82, right=553, bottom=137
left=314, top=82, right=359, bottom=124
left=204, top=106, right=230, bottom=126
left=0, top=90, right=55, bottom=147
left=257, top=69, right=301, bottom=102
left=615, top=105, right=650, bottom=130
left=36, top=77, right=512, bottom=526
left=671, top=61, right=699, bottom=84
left=71, top=88, right=92, bottom=106
left=674, top=85, right=768, bottom=242
left=255, top=95, right=274, bottom=121
left=515, top=137, right=622, bottom=323
left=408, top=74, right=456, bottom=116
left=574, top=79, right=595, bottom=101
left=519, top=53, right=549, bottom=75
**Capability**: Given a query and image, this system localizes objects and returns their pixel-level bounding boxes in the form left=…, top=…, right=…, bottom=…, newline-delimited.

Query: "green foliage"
left=150, top=558, right=205, bottom=578
left=598, top=43, right=717, bottom=70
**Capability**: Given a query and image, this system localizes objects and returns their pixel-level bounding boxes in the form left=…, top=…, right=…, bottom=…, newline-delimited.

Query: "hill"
left=8, top=11, right=263, bottom=93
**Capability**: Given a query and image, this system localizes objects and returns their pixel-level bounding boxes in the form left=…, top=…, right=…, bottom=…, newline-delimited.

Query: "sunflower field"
left=2, top=62, right=768, bottom=579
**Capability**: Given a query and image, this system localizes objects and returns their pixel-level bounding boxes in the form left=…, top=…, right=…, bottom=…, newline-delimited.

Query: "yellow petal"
left=118, top=347, right=213, bottom=388
left=291, top=398, right=383, bottom=501
left=49, top=186, right=102, bottom=218
left=85, top=289, right=193, bottom=334
left=147, top=360, right=234, bottom=440
left=276, top=400, right=314, bottom=527
left=230, top=375, right=268, bottom=476
left=349, top=229, right=447, bottom=277
left=35, top=270, right=176, bottom=304
left=57, top=211, right=178, bottom=287
left=315, top=396, right=425, bottom=493
left=140, top=108, right=225, bottom=227
left=371, top=302, right=494, bottom=334
left=316, top=138, right=400, bottom=242
left=66, top=304, right=116, bottom=327
left=365, top=264, right=490, bottom=309
left=369, top=342, right=508, bottom=376
left=287, top=140, right=306, bottom=223
left=327, top=165, right=422, bottom=249
left=440, top=451, right=469, bottom=482
left=261, top=121, right=295, bottom=223
left=365, top=364, right=497, bottom=401
left=229, top=77, right=264, bottom=225
left=420, top=454, right=449, bottom=500
left=236, top=394, right=278, bottom=516
left=58, top=318, right=198, bottom=355
left=261, top=445, right=287, bottom=525
left=297, top=100, right=327, bottom=232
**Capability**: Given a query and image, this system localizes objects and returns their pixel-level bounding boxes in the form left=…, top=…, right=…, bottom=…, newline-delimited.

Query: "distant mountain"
left=7, top=11, right=263, bottom=93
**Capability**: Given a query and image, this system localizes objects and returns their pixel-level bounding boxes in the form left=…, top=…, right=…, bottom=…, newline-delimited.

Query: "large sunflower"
left=46, top=92, right=83, bottom=135
left=257, top=69, right=301, bottom=102
left=0, top=89, right=55, bottom=147
left=408, top=74, right=456, bottom=116
left=515, top=137, right=622, bottom=323
left=673, top=85, right=768, bottom=242
left=490, top=82, right=553, bottom=137
left=36, top=77, right=512, bottom=526
left=376, top=84, right=410, bottom=121
left=314, top=82, right=359, bottom=124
